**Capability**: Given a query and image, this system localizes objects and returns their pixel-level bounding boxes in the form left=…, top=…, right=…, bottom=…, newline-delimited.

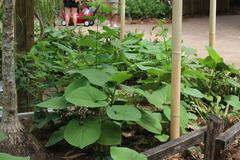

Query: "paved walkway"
left=125, top=15, right=240, bottom=68
left=84, top=15, right=240, bottom=68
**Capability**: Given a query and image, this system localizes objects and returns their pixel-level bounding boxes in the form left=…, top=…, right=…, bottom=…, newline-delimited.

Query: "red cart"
left=61, top=3, right=99, bottom=27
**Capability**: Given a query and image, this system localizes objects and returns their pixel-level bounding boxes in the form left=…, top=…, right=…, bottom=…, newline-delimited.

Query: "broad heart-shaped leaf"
left=154, top=134, right=169, bottom=142
left=144, top=85, right=171, bottom=108
left=107, top=105, right=141, bottom=121
left=199, top=56, right=217, bottom=69
left=207, top=47, right=223, bottom=64
left=64, top=78, right=87, bottom=96
left=64, top=118, right=101, bottom=149
left=224, top=95, right=240, bottom=109
left=98, top=121, right=121, bottom=145
left=121, top=85, right=171, bottom=109
left=36, top=96, right=68, bottom=110
left=182, top=86, right=204, bottom=98
left=110, top=71, right=132, bottom=84
left=110, top=147, right=147, bottom=160
left=65, top=85, right=108, bottom=108
left=0, top=130, right=6, bottom=142
left=79, top=69, right=111, bottom=87
left=0, top=153, right=30, bottom=160
left=136, top=110, right=162, bottom=134
left=46, top=128, right=64, bottom=147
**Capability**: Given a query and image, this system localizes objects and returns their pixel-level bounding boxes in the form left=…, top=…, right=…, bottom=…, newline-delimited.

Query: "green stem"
left=224, top=103, right=230, bottom=118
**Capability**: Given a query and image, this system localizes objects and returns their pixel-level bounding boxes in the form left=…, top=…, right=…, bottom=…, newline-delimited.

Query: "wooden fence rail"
left=143, top=115, right=240, bottom=160
left=143, top=127, right=206, bottom=160
left=214, top=122, right=240, bottom=159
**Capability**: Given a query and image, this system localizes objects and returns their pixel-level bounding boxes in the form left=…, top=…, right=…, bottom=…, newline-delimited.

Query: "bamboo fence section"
left=120, top=0, right=125, bottom=40
left=209, top=0, right=217, bottom=48
left=170, top=0, right=183, bottom=140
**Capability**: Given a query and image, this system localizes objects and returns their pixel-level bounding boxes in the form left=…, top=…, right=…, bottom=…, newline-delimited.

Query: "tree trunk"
left=0, top=0, right=3, bottom=32
left=0, top=0, right=46, bottom=159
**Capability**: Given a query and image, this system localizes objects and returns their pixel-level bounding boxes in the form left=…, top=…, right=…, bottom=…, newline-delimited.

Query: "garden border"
left=1, top=111, right=239, bottom=160
left=142, top=115, right=240, bottom=160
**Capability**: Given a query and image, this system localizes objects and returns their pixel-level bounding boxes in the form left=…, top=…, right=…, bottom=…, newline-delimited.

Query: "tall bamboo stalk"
left=209, top=0, right=217, bottom=48
left=120, top=0, right=125, bottom=40
left=170, top=0, right=183, bottom=140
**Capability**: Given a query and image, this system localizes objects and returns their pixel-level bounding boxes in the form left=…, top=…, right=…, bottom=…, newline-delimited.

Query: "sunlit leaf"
left=66, top=85, right=108, bottom=108
left=107, top=105, right=141, bottom=121
left=110, top=147, right=147, bottom=160
left=36, top=96, right=68, bottom=110
left=64, top=118, right=101, bottom=149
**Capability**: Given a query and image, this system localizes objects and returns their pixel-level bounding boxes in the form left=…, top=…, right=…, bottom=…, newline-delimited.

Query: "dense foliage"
left=14, top=25, right=240, bottom=158
left=35, top=0, right=63, bottom=26
left=126, top=0, right=172, bottom=19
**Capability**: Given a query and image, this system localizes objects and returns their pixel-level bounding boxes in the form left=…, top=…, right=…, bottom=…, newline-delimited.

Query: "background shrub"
left=126, top=0, right=172, bottom=20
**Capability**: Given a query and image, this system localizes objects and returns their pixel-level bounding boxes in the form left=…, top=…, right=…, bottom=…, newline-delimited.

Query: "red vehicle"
left=61, top=3, right=99, bottom=27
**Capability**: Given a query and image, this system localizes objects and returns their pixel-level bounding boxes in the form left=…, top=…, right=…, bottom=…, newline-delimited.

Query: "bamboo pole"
left=120, top=0, right=125, bottom=40
left=170, top=0, right=183, bottom=140
left=209, top=0, right=217, bottom=48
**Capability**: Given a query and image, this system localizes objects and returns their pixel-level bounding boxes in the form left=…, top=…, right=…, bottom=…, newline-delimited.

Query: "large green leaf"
left=207, top=47, right=223, bottom=64
left=107, top=105, right=141, bottom=121
left=36, top=96, right=68, bottom=110
left=65, top=85, right=108, bottom=108
left=79, top=69, right=110, bottom=87
left=64, top=78, right=87, bottom=96
left=110, top=147, right=147, bottom=160
left=52, top=42, right=75, bottom=54
left=64, top=118, right=101, bottom=149
left=224, top=95, right=240, bottom=109
left=200, top=47, right=223, bottom=69
left=183, top=69, right=208, bottom=81
left=110, top=72, right=132, bottom=84
left=144, top=85, right=171, bottom=108
left=98, top=121, right=122, bottom=145
left=0, top=153, right=30, bottom=160
left=78, top=38, right=97, bottom=48
left=154, top=134, right=169, bottom=142
left=136, top=110, right=162, bottom=134
left=122, top=85, right=171, bottom=109
left=182, top=86, right=204, bottom=98
left=46, top=128, right=64, bottom=147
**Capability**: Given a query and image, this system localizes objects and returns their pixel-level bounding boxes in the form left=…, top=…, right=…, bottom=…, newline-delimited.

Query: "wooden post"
left=170, top=0, right=183, bottom=140
left=15, top=0, right=35, bottom=111
left=120, top=0, right=125, bottom=40
left=209, top=0, right=217, bottom=48
left=15, top=0, right=34, bottom=54
left=214, top=122, right=240, bottom=160
left=204, top=115, right=224, bottom=160
left=0, top=0, right=3, bottom=32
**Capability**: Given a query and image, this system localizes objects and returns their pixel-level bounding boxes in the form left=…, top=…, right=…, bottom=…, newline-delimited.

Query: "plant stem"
left=224, top=103, right=230, bottom=118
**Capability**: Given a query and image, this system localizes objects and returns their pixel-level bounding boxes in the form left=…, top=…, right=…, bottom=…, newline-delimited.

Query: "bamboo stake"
left=120, top=0, right=125, bottom=40
left=170, top=0, right=183, bottom=140
left=209, top=0, right=217, bottom=48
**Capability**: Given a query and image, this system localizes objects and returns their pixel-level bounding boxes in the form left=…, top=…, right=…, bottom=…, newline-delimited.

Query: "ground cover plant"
left=13, top=24, right=240, bottom=159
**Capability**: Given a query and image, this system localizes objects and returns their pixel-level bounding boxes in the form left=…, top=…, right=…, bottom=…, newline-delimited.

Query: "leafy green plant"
left=14, top=24, right=240, bottom=158
left=36, top=68, right=164, bottom=149
left=35, top=0, right=63, bottom=26
left=126, top=0, right=172, bottom=19
left=110, top=147, right=147, bottom=160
